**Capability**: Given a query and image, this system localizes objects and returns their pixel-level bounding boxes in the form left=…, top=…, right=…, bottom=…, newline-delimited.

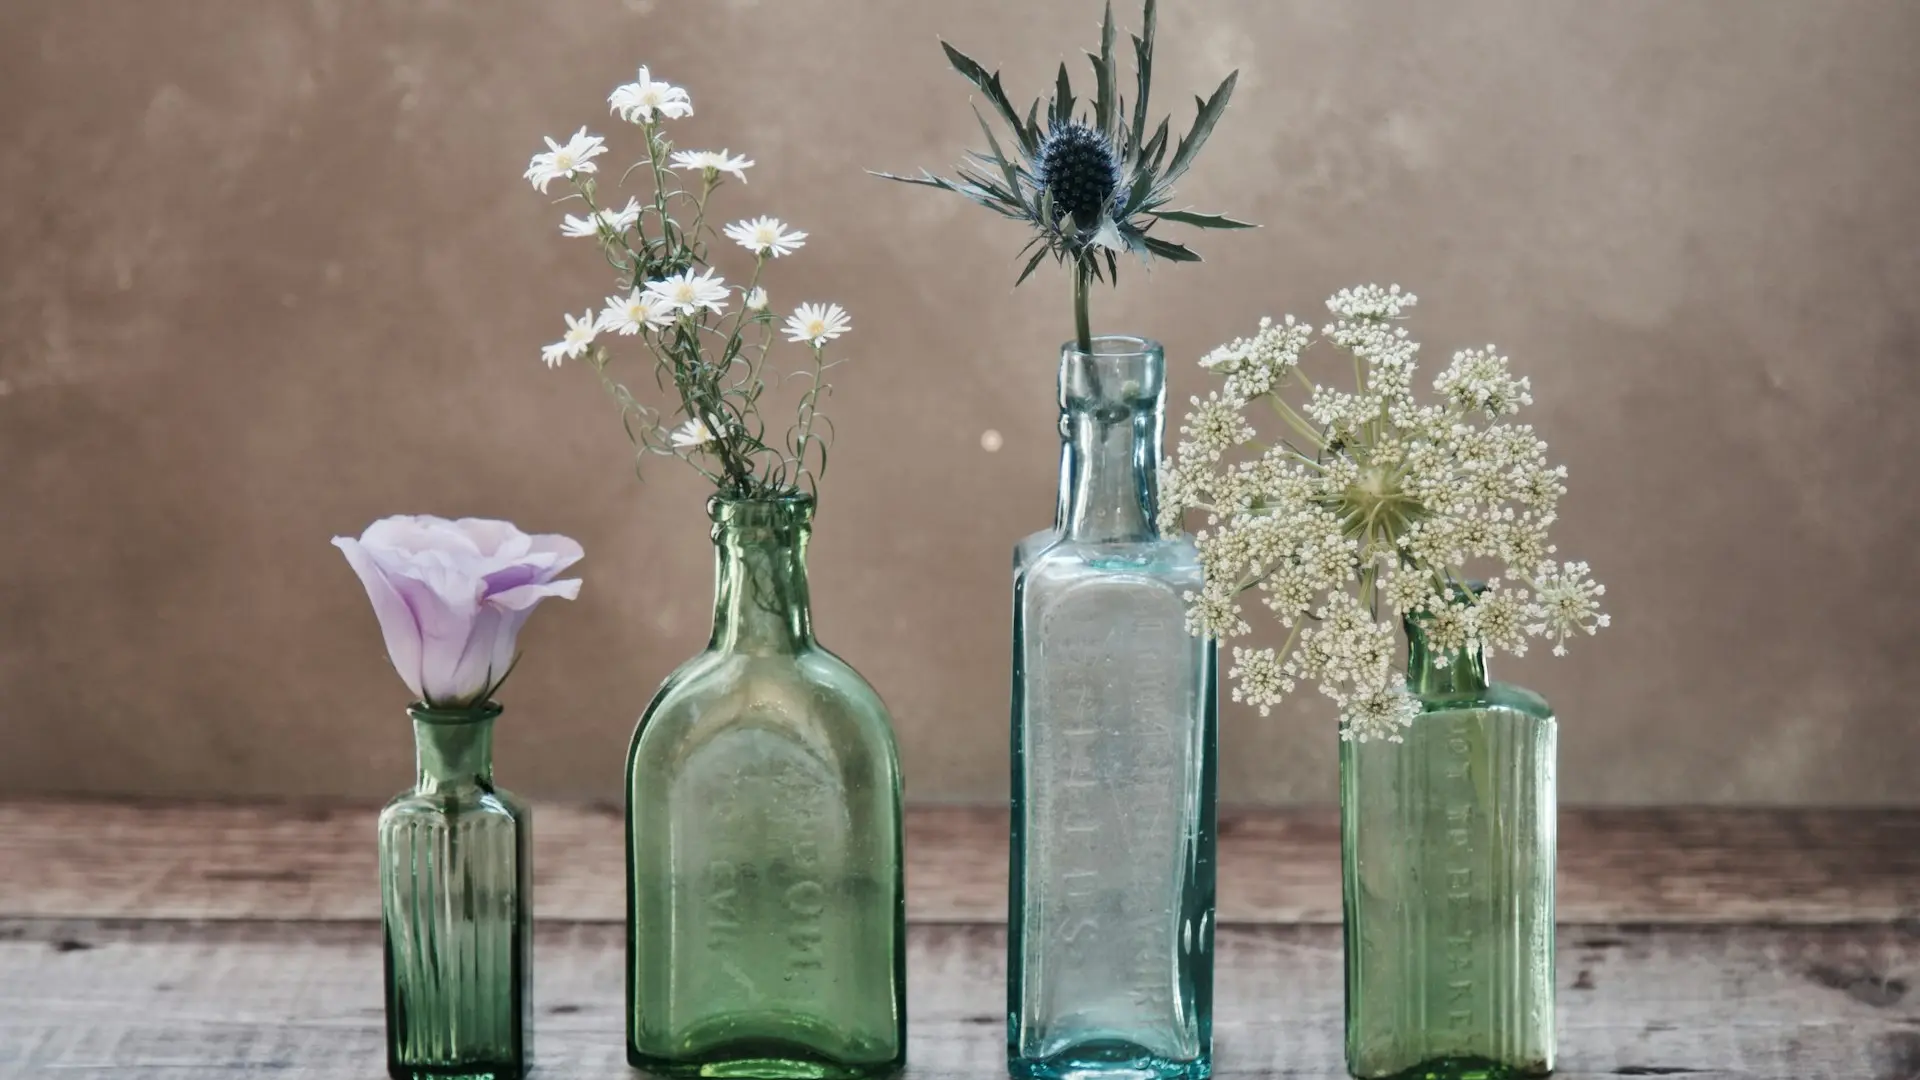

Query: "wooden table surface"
left=1, top=801, right=1916, bottom=1079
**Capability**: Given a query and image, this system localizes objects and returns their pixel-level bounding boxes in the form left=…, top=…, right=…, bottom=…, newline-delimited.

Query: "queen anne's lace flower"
left=1179, top=392, right=1254, bottom=463
left=1164, top=285, right=1608, bottom=741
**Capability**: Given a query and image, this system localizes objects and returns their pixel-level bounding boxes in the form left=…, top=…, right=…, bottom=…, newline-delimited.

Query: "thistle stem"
left=1072, top=260, right=1094, bottom=354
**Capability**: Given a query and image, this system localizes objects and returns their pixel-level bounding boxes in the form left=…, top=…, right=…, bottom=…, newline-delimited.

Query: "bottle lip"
left=706, top=492, right=816, bottom=528
left=408, top=701, right=504, bottom=725
left=1059, top=334, right=1163, bottom=360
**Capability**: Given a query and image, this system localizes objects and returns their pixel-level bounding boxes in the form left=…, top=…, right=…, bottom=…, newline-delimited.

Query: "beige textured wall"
left=2, top=1, right=1917, bottom=805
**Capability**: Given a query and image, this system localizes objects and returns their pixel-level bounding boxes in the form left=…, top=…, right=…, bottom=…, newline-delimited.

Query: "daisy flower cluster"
left=1161, top=285, right=1609, bottom=743
left=526, top=67, right=853, bottom=498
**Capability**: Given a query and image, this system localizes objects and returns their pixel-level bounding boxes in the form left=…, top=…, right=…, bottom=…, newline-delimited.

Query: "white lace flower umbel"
left=1164, top=285, right=1609, bottom=742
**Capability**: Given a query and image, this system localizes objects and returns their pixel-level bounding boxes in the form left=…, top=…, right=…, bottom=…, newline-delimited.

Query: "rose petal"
left=332, top=536, right=425, bottom=699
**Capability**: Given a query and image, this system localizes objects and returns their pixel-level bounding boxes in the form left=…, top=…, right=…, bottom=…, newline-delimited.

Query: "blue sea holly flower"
left=876, top=0, right=1255, bottom=348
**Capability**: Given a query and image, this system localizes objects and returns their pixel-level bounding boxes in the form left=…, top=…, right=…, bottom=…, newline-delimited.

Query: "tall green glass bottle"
left=380, top=703, right=531, bottom=1080
left=1340, top=617, right=1557, bottom=1079
left=626, top=495, right=906, bottom=1079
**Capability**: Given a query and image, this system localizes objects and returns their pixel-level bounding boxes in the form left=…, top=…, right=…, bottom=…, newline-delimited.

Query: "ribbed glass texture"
left=379, top=704, right=531, bottom=1080
left=626, top=495, right=905, bottom=1079
left=1340, top=618, right=1557, bottom=1080
left=1009, top=338, right=1218, bottom=1080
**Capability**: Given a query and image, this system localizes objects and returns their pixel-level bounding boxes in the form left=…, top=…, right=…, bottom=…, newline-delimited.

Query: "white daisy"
left=524, top=127, right=607, bottom=193
left=643, top=268, right=729, bottom=317
left=559, top=196, right=642, bottom=238
left=670, top=149, right=754, bottom=183
left=744, top=286, right=769, bottom=312
left=724, top=216, right=808, bottom=258
left=784, top=302, right=851, bottom=347
left=669, top=416, right=718, bottom=450
left=608, top=67, right=692, bottom=123
left=540, top=310, right=598, bottom=368
left=597, top=289, right=675, bottom=336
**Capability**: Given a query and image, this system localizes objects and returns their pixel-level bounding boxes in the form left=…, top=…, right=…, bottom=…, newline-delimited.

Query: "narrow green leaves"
left=1093, top=0, right=1118, bottom=133
left=1152, top=208, right=1256, bottom=230
left=941, top=40, right=1036, bottom=156
left=1142, top=235, right=1202, bottom=262
left=1129, top=0, right=1156, bottom=153
left=1014, top=241, right=1053, bottom=286
left=1165, top=70, right=1238, bottom=183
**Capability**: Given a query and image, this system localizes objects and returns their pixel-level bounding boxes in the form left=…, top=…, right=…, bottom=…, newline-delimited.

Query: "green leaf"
left=1093, top=1, right=1117, bottom=133
left=1054, top=62, right=1074, bottom=127
left=1014, top=242, right=1052, bottom=287
left=1142, top=235, right=1202, bottom=262
left=1141, top=115, right=1171, bottom=172
left=972, top=104, right=1023, bottom=196
left=941, top=40, right=1036, bottom=156
left=1130, top=0, right=1156, bottom=154
left=1120, top=162, right=1159, bottom=217
left=1165, top=70, right=1238, bottom=183
left=1152, top=208, right=1257, bottom=229
left=1025, top=100, right=1042, bottom=148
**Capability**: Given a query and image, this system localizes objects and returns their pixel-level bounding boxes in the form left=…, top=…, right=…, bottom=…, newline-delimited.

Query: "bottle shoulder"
left=631, top=645, right=899, bottom=760
left=379, top=786, right=525, bottom=829
left=1416, top=680, right=1555, bottom=723
left=1017, top=533, right=1203, bottom=591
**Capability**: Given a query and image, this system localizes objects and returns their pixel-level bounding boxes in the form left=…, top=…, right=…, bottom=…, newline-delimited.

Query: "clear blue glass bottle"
left=1009, top=337, right=1219, bottom=1080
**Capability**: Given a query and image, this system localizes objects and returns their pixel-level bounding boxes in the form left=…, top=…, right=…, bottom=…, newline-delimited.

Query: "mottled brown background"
left=2, top=0, right=1916, bottom=805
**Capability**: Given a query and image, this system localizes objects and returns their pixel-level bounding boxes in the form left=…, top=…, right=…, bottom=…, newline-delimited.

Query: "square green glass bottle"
left=379, top=703, right=532, bottom=1080
left=1340, top=617, right=1557, bottom=1080
left=625, top=496, right=906, bottom=1079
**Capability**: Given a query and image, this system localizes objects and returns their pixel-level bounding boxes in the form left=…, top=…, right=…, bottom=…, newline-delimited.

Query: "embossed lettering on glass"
left=1010, top=337, right=1219, bottom=1080
left=380, top=703, right=532, bottom=1080
left=1340, top=615, right=1557, bottom=1080
left=626, top=495, right=906, bottom=1079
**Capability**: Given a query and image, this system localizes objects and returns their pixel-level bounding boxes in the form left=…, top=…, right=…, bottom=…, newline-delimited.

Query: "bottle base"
left=628, top=1046, right=903, bottom=1080
left=1350, top=1056, right=1550, bottom=1080
left=1010, top=1040, right=1210, bottom=1080
left=389, top=1062, right=523, bottom=1080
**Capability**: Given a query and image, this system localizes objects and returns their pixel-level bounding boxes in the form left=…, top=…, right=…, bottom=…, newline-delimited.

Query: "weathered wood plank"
left=1, top=919, right=1914, bottom=1079
left=2, top=800, right=1917, bottom=925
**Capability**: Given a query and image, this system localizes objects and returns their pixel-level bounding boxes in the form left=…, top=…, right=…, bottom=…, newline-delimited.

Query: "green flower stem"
left=1267, top=394, right=1328, bottom=450
left=1073, top=259, right=1094, bottom=353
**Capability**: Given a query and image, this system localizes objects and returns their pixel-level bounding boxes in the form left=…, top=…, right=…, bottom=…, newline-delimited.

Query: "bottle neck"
left=708, top=497, right=815, bottom=655
left=1404, top=616, right=1490, bottom=697
left=1057, top=337, right=1165, bottom=544
left=409, top=704, right=499, bottom=793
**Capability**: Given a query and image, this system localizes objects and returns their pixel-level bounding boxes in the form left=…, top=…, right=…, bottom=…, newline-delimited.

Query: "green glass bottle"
left=1340, top=616, right=1557, bottom=1080
left=380, top=703, right=531, bottom=1080
left=626, top=495, right=906, bottom=1079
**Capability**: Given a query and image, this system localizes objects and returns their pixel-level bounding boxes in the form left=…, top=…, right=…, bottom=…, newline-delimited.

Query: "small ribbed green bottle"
left=1340, top=616, right=1557, bottom=1080
left=379, top=703, right=531, bottom=1080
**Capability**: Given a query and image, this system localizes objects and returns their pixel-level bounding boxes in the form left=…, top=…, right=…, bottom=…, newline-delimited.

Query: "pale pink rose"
left=333, top=515, right=583, bottom=707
